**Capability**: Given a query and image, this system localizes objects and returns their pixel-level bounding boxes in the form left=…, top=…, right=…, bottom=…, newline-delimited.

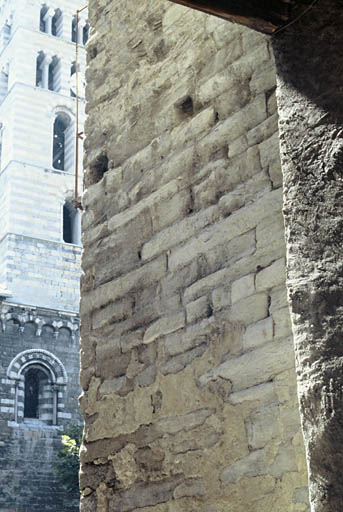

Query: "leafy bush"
left=54, top=424, right=83, bottom=495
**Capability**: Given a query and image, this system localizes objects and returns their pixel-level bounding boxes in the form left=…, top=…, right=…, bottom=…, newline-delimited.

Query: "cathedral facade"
left=0, top=0, right=86, bottom=509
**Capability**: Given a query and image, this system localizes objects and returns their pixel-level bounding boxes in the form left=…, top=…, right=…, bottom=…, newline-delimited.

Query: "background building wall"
left=80, top=1, right=310, bottom=510
left=0, top=304, right=81, bottom=511
left=0, top=0, right=86, bottom=509
left=0, top=0, right=85, bottom=312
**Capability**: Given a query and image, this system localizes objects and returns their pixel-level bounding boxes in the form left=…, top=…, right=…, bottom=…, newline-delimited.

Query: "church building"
left=0, top=0, right=86, bottom=509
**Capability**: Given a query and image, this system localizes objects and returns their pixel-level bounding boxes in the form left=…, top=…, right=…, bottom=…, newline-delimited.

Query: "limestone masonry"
left=80, top=1, right=311, bottom=510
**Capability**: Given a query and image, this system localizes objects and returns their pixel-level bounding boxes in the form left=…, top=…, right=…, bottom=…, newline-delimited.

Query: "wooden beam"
left=167, top=0, right=306, bottom=34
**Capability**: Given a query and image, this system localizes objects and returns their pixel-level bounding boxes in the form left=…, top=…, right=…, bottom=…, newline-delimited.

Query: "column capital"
left=43, top=7, right=55, bottom=21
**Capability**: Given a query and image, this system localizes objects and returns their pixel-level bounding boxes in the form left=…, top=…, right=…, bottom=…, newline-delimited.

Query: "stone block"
left=212, top=286, right=230, bottom=312
left=143, top=311, right=185, bottom=345
left=141, top=205, right=218, bottom=262
left=198, top=72, right=237, bottom=105
left=199, top=337, right=295, bottom=392
left=256, top=212, right=285, bottom=250
left=161, top=343, right=208, bottom=375
left=229, top=293, right=268, bottom=325
left=107, top=179, right=179, bottom=234
left=165, top=318, right=211, bottom=357
left=173, top=479, right=205, bottom=499
left=243, top=317, right=273, bottom=350
left=246, top=404, right=280, bottom=449
left=229, top=382, right=277, bottom=406
left=82, top=256, right=166, bottom=313
left=273, top=307, right=292, bottom=339
left=186, top=296, right=211, bottom=324
left=259, top=132, right=280, bottom=169
left=218, top=170, right=270, bottom=218
left=255, top=258, right=286, bottom=292
left=134, top=365, right=157, bottom=388
left=151, top=188, right=191, bottom=233
left=228, top=135, right=248, bottom=158
left=247, top=113, right=278, bottom=146
left=293, top=488, right=310, bottom=504
left=269, top=158, right=283, bottom=189
left=231, top=274, right=255, bottom=304
left=169, top=220, right=256, bottom=274
left=270, top=442, right=298, bottom=478
left=157, top=408, right=213, bottom=435
left=221, top=449, right=267, bottom=484
left=170, top=107, right=216, bottom=147
left=270, top=286, right=288, bottom=314
left=249, top=61, right=276, bottom=96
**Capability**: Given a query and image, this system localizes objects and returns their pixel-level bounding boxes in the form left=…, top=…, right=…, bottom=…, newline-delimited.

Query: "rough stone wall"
left=0, top=303, right=81, bottom=511
left=80, top=1, right=309, bottom=510
left=272, top=1, right=343, bottom=510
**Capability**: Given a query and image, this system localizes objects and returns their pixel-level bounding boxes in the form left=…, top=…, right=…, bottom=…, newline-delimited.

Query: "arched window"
left=53, top=113, right=73, bottom=171
left=51, top=8, right=63, bottom=37
left=0, top=64, right=9, bottom=103
left=1, top=23, right=11, bottom=50
left=40, top=5, right=48, bottom=32
left=63, top=200, right=81, bottom=244
left=71, top=16, right=76, bottom=43
left=36, top=51, right=44, bottom=87
left=7, top=349, right=68, bottom=425
left=24, top=367, right=49, bottom=419
left=70, top=61, right=78, bottom=97
left=48, top=56, right=61, bottom=92
left=83, top=22, right=90, bottom=45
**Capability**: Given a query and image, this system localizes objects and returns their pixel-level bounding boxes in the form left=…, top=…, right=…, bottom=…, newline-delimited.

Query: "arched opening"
left=51, top=8, right=63, bottom=37
left=1, top=23, right=11, bottom=50
left=8, top=349, right=67, bottom=425
left=63, top=200, right=81, bottom=244
left=70, top=61, right=78, bottom=97
left=71, top=16, right=76, bottom=43
left=40, top=5, right=48, bottom=32
left=0, top=66, right=8, bottom=103
left=53, top=113, right=72, bottom=171
left=83, top=22, right=90, bottom=45
left=48, top=56, right=61, bottom=92
left=24, top=367, right=49, bottom=419
left=36, top=51, right=44, bottom=87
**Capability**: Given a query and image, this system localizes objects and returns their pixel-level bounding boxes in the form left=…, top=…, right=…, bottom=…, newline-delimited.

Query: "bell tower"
left=0, top=0, right=86, bottom=510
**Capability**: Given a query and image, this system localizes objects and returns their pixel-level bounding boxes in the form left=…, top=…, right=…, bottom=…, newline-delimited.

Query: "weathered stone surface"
left=273, top=1, right=343, bottom=508
left=199, top=337, right=295, bottom=392
left=243, top=317, right=273, bottom=350
left=231, top=274, right=255, bottom=304
left=80, top=1, right=309, bottom=511
left=0, top=305, right=81, bottom=512
left=255, top=258, right=286, bottom=292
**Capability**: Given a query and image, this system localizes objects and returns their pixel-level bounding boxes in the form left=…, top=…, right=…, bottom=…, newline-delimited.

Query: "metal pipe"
left=74, top=5, right=87, bottom=210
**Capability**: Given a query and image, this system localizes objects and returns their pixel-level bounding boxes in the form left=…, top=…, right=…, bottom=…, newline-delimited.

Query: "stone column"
left=60, top=58, right=71, bottom=96
left=14, top=381, right=18, bottom=423
left=272, top=1, right=343, bottom=510
left=43, top=8, right=54, bottom=35
left=61, top=12, right=73, bottom=41
left=77, top=18, right=86, bottom=45
left=40, top=55, right=52, bottom=89
left=52, top=384, right=58, bottom=425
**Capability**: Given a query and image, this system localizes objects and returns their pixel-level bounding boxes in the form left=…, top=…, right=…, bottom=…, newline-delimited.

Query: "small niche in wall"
left=89, top=153, right=109, bottom=185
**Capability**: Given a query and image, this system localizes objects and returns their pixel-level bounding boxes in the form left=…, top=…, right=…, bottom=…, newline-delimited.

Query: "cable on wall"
left=73, top=4, right=88, bottom=211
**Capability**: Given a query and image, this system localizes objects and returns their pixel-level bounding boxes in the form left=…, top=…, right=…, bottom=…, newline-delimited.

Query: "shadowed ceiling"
left=167, top=0, right=315, bottom=33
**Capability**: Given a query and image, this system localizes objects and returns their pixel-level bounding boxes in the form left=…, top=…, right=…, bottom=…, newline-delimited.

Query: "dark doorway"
left=24, top=368, right=42, bottom=418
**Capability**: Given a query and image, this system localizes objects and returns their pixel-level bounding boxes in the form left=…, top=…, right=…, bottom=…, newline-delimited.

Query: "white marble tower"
left=0, top=0, right=87, bottom=313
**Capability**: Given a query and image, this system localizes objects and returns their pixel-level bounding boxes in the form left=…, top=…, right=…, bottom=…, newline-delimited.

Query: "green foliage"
left=54, top=424, right=83, bottom=495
